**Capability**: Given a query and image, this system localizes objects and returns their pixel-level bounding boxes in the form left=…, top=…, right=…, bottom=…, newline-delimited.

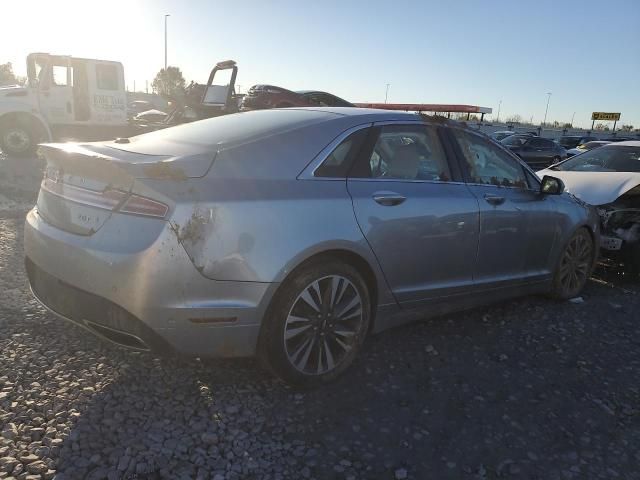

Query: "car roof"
left=288, top=106, right=420, bottom=121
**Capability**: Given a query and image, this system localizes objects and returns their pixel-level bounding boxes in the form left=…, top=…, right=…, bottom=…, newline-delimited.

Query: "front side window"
left=314, top=128, right=369, bottom=178
left=355, top=125, right=451, bottom=181
left=96, top=64, right=119, bottom=90
left=52, top=65, right=69, bottom=86
left=452, top=129, right=527, bottom=188
left=502, top=135, right=529, bottom=147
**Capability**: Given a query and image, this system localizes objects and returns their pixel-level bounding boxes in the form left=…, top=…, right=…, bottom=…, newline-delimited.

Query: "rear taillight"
left=119, top=194, right=169, bottom=218
left=41, top=178, right=168, bottom=219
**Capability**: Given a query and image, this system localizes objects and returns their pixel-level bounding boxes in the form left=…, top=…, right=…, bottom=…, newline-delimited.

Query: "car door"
left=346, top=123, right=480, bottom=306
left=526, top=137, right=556, bottom=168
left=39, top=58, right=75, bottom=125
left=447, top=128, right=559, bottom=286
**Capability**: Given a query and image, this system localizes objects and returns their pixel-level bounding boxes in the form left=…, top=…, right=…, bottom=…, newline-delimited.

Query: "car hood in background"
left=536, top=169, right=640, bottom=205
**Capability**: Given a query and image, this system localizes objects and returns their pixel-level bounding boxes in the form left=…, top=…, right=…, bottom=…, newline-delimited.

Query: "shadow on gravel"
left=2, top=215, right=638, bottom=480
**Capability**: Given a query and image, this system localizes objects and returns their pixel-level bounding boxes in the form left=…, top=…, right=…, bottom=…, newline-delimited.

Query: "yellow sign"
left=591, top=112, right=621, bottom=121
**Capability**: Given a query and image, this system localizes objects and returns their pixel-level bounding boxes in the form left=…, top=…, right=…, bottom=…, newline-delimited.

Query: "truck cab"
left=0, top=53, right=127, bottom=156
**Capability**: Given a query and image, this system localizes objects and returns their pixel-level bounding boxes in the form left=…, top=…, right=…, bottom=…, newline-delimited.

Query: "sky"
left=1, top=0, right=639, bottom=128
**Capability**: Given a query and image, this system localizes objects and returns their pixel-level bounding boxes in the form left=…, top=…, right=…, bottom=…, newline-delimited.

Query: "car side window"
left=354, top=125, right=451, bottom=182
left=452, top=129, right=527, bottom=188
left=314, top=128, right=369, bottom=178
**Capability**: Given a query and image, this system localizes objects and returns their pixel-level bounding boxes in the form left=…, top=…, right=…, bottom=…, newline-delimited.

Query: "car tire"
left=0, top=123, right=36, bottom=157
left=259, top=259, right=371, bottom=387
left=549, top=228, right=594, bottom=300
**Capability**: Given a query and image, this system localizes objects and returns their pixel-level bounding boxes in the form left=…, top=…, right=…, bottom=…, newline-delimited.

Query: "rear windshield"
left=502, top=136, right=528, bottom=146
left=554, top=146, right=640, bottom=172
left=128, top=109, right=338, bottom=147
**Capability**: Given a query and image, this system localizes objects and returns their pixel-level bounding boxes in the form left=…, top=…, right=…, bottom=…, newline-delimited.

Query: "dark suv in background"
left=501, top=135, right=567, bottom=168
left=241, top=85, right=353, bottom=110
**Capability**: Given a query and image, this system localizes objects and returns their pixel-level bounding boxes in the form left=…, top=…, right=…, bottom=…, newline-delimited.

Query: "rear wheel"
left=550, top=228, right=594, bottom=299
left=260, top=260, right=371, bottom=386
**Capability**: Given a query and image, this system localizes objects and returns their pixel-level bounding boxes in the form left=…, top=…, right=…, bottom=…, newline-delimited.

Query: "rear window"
left=96, top=64, right=119, bottom=90
left=128, top=109, right=340, bottom=148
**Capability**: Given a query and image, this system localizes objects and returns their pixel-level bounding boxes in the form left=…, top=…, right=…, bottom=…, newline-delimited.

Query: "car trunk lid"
left=37, top=142, right=214, bottom=235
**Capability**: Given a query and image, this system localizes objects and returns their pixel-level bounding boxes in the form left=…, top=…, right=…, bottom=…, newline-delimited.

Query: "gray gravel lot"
left=1, top=153, right=639, bottom=479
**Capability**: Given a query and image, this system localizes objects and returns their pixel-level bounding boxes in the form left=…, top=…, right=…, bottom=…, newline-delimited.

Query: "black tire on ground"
left=549, top=228, right=594, bottom=300
left=0, top=123, right=36, bottom=157
left=259, top=259, right=371, bottom=387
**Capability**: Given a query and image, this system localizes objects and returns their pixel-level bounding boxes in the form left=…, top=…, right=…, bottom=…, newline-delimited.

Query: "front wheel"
left=0, top=124, right=36, bottom=157
left=260, top=260, right=371, bottom=386
left=550, top=228, right=594, bottom=299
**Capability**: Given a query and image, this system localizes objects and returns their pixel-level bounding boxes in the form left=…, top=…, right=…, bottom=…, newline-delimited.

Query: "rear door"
left=448, top=128, right=558, bottom=286
left=347, top=123, right=479, bottom=306
left=527, top=137, right=555, bottom=168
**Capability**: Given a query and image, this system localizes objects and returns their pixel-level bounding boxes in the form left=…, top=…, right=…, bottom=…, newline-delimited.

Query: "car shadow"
left=7, top=267, right=638, bottom=479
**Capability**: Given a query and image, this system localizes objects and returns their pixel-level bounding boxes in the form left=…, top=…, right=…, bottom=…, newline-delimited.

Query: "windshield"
left=554, top=146, right=640, bottom=172
left=501, top=135, right=528, bottom=146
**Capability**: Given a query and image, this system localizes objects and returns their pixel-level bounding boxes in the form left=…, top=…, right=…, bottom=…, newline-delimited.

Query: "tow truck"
left=0, top=53, right=240, bottom=156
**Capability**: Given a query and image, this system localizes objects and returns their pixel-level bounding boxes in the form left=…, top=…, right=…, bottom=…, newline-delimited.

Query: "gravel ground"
left=1, top=152, right=639, bottom=480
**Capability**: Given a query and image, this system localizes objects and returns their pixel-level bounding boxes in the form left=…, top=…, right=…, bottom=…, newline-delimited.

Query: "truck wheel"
left=0, top=124, right=36, bottom=157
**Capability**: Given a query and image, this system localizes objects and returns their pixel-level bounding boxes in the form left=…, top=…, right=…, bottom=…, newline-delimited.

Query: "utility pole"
left=496, top=100, right=502, bottom=123
left=542, top=92, right=552, bottom=127
left=164, top=14, right=170, bottom=70
left=384, top=84, right=390, bottom=104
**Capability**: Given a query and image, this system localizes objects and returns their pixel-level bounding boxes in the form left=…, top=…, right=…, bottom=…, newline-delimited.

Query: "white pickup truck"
left=0, top=53, right=129, bottom=156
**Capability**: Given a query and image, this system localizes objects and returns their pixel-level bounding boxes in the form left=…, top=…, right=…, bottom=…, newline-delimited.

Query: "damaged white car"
left=538, top=141, right=640, bottom=270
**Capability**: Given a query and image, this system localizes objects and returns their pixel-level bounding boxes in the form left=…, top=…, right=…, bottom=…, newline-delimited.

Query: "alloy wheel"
left=284, top=275, right=363, bottom=375
left=558, top=232, right=592, bottom=295
left=3, top=127, right=31, bottom=154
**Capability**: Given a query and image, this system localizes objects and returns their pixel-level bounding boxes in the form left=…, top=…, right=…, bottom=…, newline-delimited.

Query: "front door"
left=448, top=128, right=558, bottom=286
left=347, top=123, right=479, bottom=306
left=38, top=56, right=75, bottom=125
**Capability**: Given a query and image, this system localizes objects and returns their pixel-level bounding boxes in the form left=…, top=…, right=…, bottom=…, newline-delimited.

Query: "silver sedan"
left=25, top=107, right=600, bottom=385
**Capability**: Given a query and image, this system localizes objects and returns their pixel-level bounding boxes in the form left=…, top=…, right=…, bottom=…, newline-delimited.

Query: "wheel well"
left=0, top=112, right=50, bottom=142
left=282, top=249, right=379, bottom=329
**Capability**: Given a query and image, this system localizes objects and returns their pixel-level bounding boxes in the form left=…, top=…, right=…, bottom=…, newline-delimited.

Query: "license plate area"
left=601, top=235, right=623, bottom=251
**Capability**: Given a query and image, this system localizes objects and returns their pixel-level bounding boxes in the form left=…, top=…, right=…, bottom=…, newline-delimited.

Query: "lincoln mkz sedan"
left=25, top=108, right=600, bottom=385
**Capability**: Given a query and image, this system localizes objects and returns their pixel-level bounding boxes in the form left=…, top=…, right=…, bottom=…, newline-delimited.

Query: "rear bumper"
left=24, top=208, right=277, bottom=357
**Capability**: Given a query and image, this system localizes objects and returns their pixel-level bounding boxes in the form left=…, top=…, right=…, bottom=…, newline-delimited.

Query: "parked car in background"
left=133, top=109, right=168, bottom=123
left=538, top=141, right=640, bottom=271
left=604, top=136, right=634, bottom=142
left=25, top=107, right=598, bottom=386
left=241, top=84, right=353, bottom=110
left=490, top=130, right=517, bottom=142
left=566, top=140, right=610, bottom=157
left=557, top=135, right=598, bottom=150
left=501, top=135, right=567, bottom=168
left=128, top=101, right=154, bottom=118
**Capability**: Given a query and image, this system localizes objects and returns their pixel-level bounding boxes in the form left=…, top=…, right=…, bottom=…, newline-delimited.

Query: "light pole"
left=542, top=92, right=552, bottom=127
left=164, top=14, right=170, bottom=70
left=570, top=111, right=576, bottom=127
left=496, top=99, right=502, bottom=123
left=384, top=83, right=390, bottom=104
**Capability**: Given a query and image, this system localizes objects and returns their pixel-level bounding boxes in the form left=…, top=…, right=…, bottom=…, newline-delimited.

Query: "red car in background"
left=240, top=85, right=353, bottom=110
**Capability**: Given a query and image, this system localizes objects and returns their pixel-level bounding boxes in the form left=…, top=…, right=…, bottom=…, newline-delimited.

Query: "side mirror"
left=540, top=175, right=564, bottom=195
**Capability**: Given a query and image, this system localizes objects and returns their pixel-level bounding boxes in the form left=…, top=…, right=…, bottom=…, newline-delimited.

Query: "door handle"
left=372, top=192, right=406, bottom=206
left=484, top=194, right=505, bottom=206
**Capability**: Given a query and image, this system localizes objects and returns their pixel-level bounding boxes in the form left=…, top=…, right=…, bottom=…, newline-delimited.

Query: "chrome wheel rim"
left=284, top=275, right=363, bottom=375
left=559, top=233, right=592, bottom=294
left=3, top=128, right=30, bottom=153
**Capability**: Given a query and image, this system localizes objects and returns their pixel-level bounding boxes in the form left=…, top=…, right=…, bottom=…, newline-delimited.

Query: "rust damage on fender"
left=170, top=207, right=219, bottom=273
